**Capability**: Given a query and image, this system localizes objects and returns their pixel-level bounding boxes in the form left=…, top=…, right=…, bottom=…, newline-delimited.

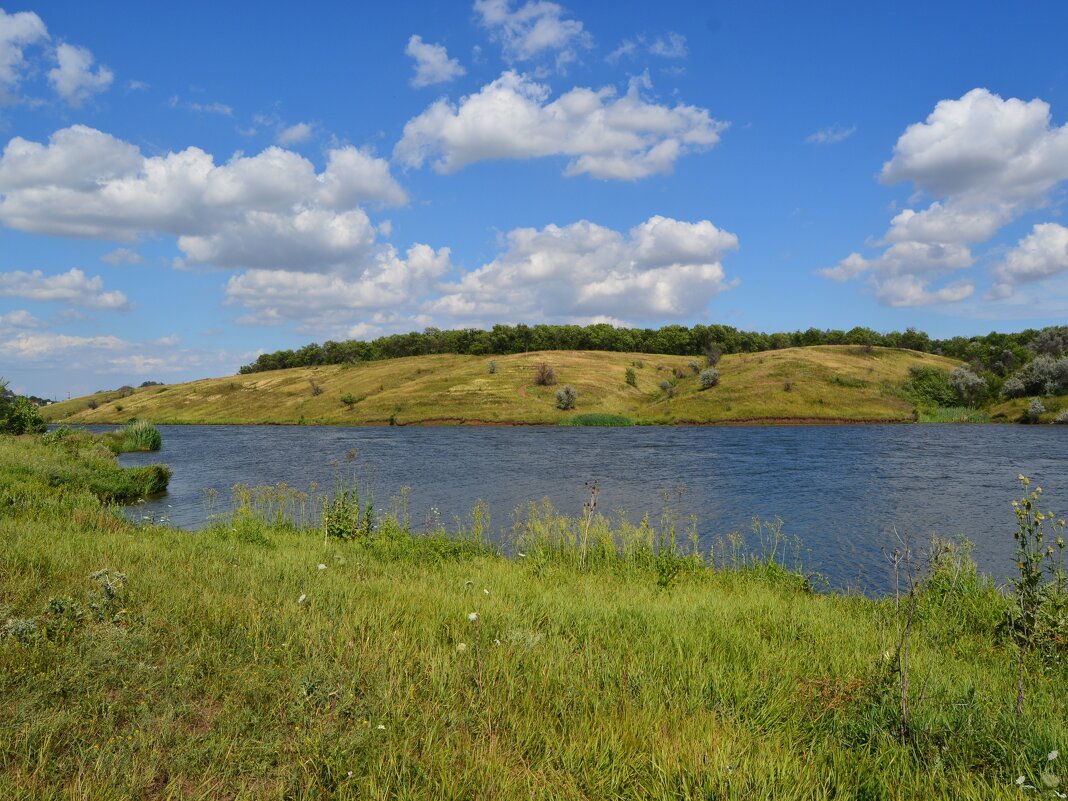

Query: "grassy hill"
left=43, top=346, right=962, bottom=426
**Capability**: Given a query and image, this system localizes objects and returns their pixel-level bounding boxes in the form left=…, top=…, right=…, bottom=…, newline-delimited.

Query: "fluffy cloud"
left=0, top=8, right=48, bottom=88
left=0, top=126, right=408, bottom=269
left=276, top=122, right=313, bottom=145
left=990, top=223, right=1068, bottom=298
left=648, top=32, right=687, bottom=59
left=0, top=267, right=129, bottom=309
left=47, top=42, right=113, bottom=106
left=224, top=243, right=452, bottom=325
left=2, top=332, right=127, bottom=360
left=220, top=214, right=739, bottom=333
left=406, top=35, right=465, bottom=88
left=394, top=71, right=725, bottom=180
left=473, top=0, right=591, bottom=65
left=822, top=89, right=1068, bottom=306
left=0, top=308, right=39, bottom=334
left=427, top=215, right=739, bottom=324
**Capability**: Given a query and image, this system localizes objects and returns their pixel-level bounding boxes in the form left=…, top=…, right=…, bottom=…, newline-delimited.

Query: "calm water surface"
left=111, top=424, right=1068, bottom=593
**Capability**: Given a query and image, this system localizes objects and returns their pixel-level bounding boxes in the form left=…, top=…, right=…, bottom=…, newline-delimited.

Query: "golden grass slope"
left=43, top=346, right=962, bottom=426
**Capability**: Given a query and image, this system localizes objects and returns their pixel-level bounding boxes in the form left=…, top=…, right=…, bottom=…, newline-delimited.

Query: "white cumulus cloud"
left=0, top=126, right=408, bottom=269
left=649, top=32, right=687, bottom=59
left=394, top=71, right=726, bottom=180
left=990, top=223, right=1068, bottom=298
left=473, top=0, right=591, bottom=65
left=406, top=35, right=465, bottom=88
left=0, top=267, right=129, bottom=309
left=0, top=308, right=39, bottom=334
left=427, top=215, right=739, bottom=324
left=224, top=243, right=452, bottom=326
left=2, top=332, right=127, bottom=359
left=821, top=88, right=1068, bottom=306
left=276, top=122, right=313, bottom=145
left=47, top=42, right=113, bottom=106
left=0, top=8, right=48, bottom=88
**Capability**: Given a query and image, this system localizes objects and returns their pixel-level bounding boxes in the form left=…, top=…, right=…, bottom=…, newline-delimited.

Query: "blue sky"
left=3, top=1, right=1068, bottom=398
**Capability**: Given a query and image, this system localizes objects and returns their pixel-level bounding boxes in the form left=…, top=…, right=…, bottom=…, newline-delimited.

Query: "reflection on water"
left=106, top=424, right=1068, bottom=593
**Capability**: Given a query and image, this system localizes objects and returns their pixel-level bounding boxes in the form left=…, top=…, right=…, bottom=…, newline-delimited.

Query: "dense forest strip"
left=238, top=322, right=1067, bottom=377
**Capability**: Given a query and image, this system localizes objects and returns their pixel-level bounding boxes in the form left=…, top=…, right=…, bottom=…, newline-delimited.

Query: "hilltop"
left=43, top=346, right=963, bottom=426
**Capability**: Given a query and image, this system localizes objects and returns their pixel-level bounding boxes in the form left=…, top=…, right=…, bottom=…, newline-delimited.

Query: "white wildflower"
left=1051, top=751, right=1060, bottom=761
left=456, top=642, right=467, bottom=652
left=317, top=563, right=327, bottom=570
left=376, top=724, right=386, bottom=731
left=468, top=612, right=479, bottom=623
left=483, top=588, right=490, bottom=595
left=297, top=594, right=307, bottom=604
left=1017, top=776, right=1027, bottom=786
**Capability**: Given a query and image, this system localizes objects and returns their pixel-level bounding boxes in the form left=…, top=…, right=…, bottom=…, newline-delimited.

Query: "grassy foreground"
left=1, top=434, right=1066, bottom=800
left=42, top=346, right=961, bottom=426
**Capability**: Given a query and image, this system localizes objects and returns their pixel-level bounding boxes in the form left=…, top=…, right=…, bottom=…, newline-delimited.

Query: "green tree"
left=0, top=378, right=47, bottom=435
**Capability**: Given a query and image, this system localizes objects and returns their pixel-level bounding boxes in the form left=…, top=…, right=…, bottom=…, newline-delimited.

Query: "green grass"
left=117, top=420, right=163, bottom=451
left=1, top=434, right=1065, bottom=799
left=42, top=346, right=964, bottom=427
left=559, top=413, right=634, bottom=426
left=919, top=407, right=993, bottom=424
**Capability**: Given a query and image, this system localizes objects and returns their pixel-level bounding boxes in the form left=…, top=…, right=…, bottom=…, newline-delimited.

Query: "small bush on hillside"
left=1001, top=375, right=1026, bottom=399
left=1004, top=355, right=1068, bottom=397
left=309, top=380, right=323, bottom=396
left=625, top=367, right=637, bottom=387
left=699, top=368, right=720, bottom=389
left=341, top=393, right=359, bottom=409
left=1024, top=398, right=1045, bottom=423
left=555, top=385, right=577, bottom=410
left=658, top=380, right=676, bottom=399
left=534, top=363, right=557, bottom=386
left=86, top=400, right=98, bottom=410
left=906, top=366, right=956, bottom=407
left=633, top=360, right=644, bottom=369
left=1029, top=326, right=1068, bottom=358
left=949, top=366, right=987, bottom=406
left=1055, top=409, right=1068, bottom=424
left=488, top=360, right=497, bottom=374
left=688, top=361, right=701, bottom=374
left=704, top=344, right=723, bottom=367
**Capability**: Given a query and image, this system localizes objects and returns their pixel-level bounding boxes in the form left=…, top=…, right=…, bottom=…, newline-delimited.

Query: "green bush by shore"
left=0, top=433, right=1065, bottom=799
